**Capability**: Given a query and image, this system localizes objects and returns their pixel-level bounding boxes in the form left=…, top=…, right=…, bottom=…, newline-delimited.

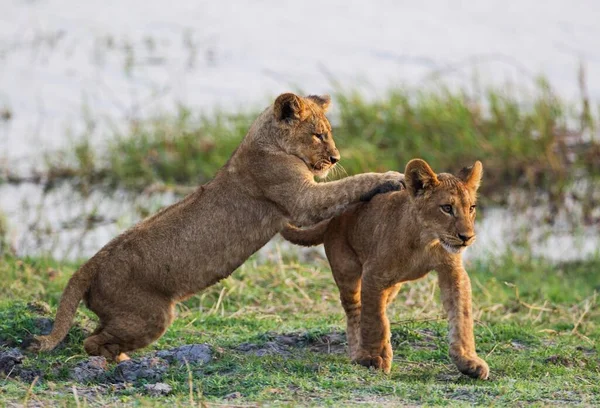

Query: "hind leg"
left=84, top=330, right=124, bottom=362
left=84, top=299, right=175, bottom=362
left=82, top=325, right=128, bottom=361
left=386, top=282, right=402, bottom=306
left=326, top=237, right=363, bottom=361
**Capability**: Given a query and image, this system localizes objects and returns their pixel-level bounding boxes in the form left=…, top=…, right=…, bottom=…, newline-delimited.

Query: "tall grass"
left=332, top=79, right=597, bottom=201
left=46, top=79, right=599, bottom=203
left=103, top=108, right=256, bottom=190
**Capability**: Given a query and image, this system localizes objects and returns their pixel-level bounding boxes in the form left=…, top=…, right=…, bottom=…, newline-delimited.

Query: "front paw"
left=360, top=172, right=406, bottom=202
left=453, top=354, right=489, bottom=380
left=353, top=345, right=392, bottom=373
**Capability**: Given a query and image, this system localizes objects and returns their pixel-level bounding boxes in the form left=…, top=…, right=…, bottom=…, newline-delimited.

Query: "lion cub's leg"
left=386, top=282, right=402, bottom=305
left=84, top=296, right=175, bottom=362
left=437, top=264, right=489, bottom=380
left=329, top=255, right=363, bottom=361
left=354, top=272, right=394, bottom=373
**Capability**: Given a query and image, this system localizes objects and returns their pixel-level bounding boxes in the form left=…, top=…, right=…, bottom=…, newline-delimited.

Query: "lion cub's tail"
left=29, top=262, right=98, bottom=352
left=280, top=220, right=330, bottom=247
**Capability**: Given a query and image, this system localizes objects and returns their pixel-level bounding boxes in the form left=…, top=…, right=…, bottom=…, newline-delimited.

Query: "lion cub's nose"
left=458, top=233, right=474, bottom=243
left=329, top=155, right=340, bottom=164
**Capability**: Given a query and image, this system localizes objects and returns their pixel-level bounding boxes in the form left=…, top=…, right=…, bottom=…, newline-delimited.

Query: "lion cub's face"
left=405, top=159, right=483, bottom=255
left=273, top=93, right=340, bottom=178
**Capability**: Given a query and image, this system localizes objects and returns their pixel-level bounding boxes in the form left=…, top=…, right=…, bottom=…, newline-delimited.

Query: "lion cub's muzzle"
left=439, top=233, right=476, bottom=254
left=458, top=233, right=476, bottom=246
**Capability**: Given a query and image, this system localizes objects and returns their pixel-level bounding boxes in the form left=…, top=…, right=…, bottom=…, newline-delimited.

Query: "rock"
left=19, top=368, right=43, bottom=383
left=33, top=318, right=54, bottom=335
left=156, top=344, right=212, bottom=365
left=0, top=348, right=40, bottom=383
left=224, top=391, right=242, bottom=400
left=0, top=348, right=24, bottom=376
left=70, top=356, right=108, bottom=383
left=144, top=382, right=172, bottom=396
left=113, top=357, right=168, bottom=383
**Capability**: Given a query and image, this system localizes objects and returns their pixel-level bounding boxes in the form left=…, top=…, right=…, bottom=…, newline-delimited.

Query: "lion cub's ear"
left=405, top=159, right=440, bottom=196
left=307, top=94, right=331, bottom=112
left=274, top=93, right=309, bottom=123
left=458, top=161, right=483, bottom=192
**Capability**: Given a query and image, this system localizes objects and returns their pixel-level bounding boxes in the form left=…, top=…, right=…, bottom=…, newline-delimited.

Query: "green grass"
left=41, top=79, right=600, bottom=208
left=1, top=252, right=598, bottom=406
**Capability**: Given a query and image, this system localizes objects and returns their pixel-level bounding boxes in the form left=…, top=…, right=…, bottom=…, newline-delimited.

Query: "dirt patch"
left=236, top=341, right=292, bottom=357
left=2, top=343, right=213, bottom=389
left=156, top=343, right=212, bottom=365
left=144, top=382, right=172, bottom=396
left=236, top=331, right=347, bottom=357
left=0, top=348, right=24, bottom=376
left=303, top=333, right=346, bottom=354
left=575, top=346, right=596, bottom=357
left=113, top=357, right=168, bottom=383
left=68, top=343, right=213, bottom=384
left=0, top=347, right=43, bottom=383
left=449, top=388, right=479, bottom=404
left=70, top=356, right=109, bottom=383
left=544, top=355, right=586, bottom=368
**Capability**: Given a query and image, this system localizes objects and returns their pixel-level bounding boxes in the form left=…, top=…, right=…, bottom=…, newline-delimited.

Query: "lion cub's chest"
left=383, top=244, right=442, bottom=285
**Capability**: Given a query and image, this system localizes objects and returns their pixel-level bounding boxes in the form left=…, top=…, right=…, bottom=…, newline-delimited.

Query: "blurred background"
left=0, top=0, right=599, bottom=261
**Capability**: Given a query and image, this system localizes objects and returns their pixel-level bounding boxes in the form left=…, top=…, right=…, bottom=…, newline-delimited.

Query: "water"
left=1, top=0, right=599, bottom=260
left=1, top=0, right=600, bottom=158
left=1, top=180, right=597, bottom=262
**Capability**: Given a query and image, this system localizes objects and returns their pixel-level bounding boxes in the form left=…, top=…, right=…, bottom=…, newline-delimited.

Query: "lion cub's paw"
left=455, top=355, right=489, bottom=380
left=25, top=335, right=49, bottom=352
left=353, top=350, right=392, bottom=374
left=361, top=172, right=405, bottom=202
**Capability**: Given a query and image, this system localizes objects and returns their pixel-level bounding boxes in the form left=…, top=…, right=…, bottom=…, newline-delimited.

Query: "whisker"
left=328, top=165, right=338, bottom=181
left=337, top=163, right=349, bottom=178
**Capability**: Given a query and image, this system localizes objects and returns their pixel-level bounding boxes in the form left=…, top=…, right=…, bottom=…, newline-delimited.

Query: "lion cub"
left=282, top=159, right=489, bottom=379
left=31, top=93, right=403, bottom=361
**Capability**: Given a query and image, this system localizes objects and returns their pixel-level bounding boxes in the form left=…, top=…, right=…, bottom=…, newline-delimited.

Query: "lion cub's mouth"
left=439, top=239, right=467, bottom=254
left=312, top=159, right=335, bottom=178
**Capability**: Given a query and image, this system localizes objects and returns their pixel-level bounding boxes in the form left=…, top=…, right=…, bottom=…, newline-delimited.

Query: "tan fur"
left=30, top=93, right=404, bottom=360
left=281, top=159, right=489, bottom=379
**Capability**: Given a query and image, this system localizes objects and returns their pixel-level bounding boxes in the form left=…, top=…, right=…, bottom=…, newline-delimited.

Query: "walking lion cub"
left=282, top=159, right=489, bottom=379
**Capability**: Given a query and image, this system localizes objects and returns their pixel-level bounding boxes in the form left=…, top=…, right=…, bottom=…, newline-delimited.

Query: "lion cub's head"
left=405, top=159, right=483, bottom=254
left=272, top=93, right=340, bottom=178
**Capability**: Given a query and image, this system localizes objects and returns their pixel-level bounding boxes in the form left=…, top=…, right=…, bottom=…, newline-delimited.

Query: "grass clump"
left=0, top=252, right=598, bottom=406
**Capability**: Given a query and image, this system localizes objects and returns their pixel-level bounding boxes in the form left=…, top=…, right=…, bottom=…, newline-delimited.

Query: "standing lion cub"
left=281, top=158, right=489, bottom=379
left=31, top=93, right=403, bottom=361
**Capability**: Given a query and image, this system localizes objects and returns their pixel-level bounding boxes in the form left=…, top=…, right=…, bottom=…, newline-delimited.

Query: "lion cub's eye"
left=441, top=205, right=453, bottom=214
left=470, top=205, right=477, bottom=213
left=314, top=133, right=325, bottom=142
